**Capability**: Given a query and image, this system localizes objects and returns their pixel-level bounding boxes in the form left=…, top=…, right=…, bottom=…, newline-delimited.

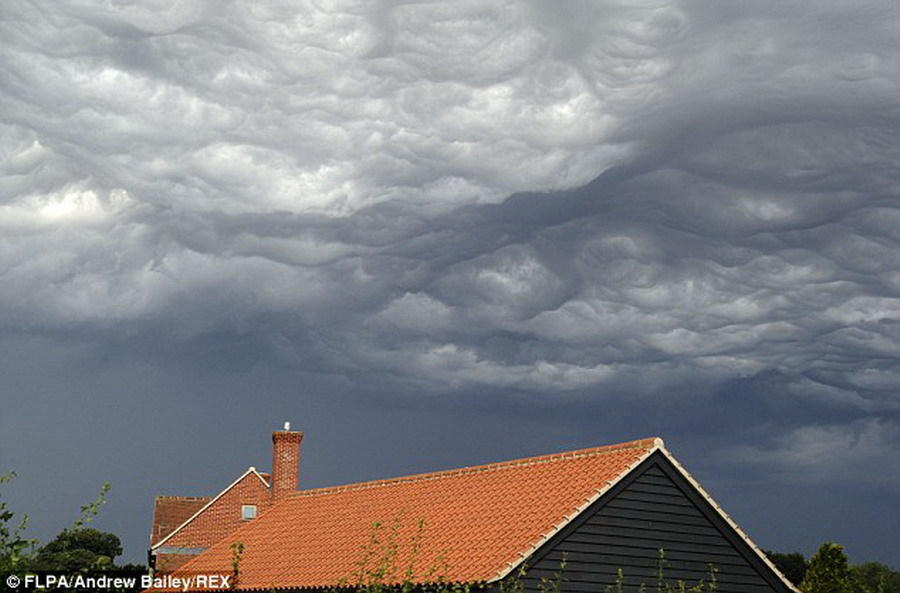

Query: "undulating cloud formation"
left=2, top=0, right=899, bottom=565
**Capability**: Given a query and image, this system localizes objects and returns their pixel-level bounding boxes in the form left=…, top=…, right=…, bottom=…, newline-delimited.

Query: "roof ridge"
left=153, top=495, right=212, bottom=501
left=292, top=437, right=660, bottom=499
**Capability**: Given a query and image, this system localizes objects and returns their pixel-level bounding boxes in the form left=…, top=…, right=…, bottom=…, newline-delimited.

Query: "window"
left=241, top=504, right=257, bottom=520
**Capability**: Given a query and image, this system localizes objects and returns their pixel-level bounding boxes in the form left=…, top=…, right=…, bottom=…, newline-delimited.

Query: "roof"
left=150, top=497, right=212, bottom=546
left=169, top=437, right=660, bottom=591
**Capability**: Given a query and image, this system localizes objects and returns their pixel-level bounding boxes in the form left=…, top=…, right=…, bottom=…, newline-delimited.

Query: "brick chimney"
left=271, top=422, right=302, bottom=501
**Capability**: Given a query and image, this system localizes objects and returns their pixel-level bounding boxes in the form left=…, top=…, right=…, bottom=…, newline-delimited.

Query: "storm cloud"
left=2, top=0, right=899, bottom=566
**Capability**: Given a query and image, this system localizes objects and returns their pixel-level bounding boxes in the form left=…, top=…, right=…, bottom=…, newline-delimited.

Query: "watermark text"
left=4, top=572, right=231, bottom=591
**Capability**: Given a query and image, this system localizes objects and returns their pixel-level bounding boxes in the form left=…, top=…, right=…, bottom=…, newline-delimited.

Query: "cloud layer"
left=2, top=0, right=900, bottom=560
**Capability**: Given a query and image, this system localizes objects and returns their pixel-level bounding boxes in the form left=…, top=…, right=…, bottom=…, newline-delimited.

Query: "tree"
left=765, top=550, right=808, bottom=586
left=852, top=563, right=900, bottom=593
left=800, top=542, right=863, bottom=593
left=32, top=527, right=123, bottom=572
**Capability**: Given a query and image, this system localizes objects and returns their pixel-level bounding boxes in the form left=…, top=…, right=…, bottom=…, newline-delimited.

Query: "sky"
left=1, top=0, right=899, bottom=569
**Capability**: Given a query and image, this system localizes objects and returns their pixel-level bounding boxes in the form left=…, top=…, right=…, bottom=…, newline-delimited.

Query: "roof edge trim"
left=151, top=466, right=270, bottom=551
left=654, top=446, right=800, bottom=593
left=487, top=438, right=662, bottom=583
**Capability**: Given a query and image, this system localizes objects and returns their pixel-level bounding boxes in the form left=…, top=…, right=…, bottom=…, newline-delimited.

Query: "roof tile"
left=150, top=497, right=212, bottom=546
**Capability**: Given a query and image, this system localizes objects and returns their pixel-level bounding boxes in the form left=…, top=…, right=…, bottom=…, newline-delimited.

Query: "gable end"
left=513, top=451, right=795, bottom=593
left=151, top=467, right=271, bottom=551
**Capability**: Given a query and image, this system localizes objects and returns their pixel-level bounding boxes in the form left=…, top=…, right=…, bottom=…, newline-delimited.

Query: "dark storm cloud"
left=2, top=0, right=900, bottom=565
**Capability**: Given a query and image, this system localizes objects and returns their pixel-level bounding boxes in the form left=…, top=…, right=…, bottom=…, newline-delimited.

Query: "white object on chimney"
left=284, top=421, right=290, bottom=431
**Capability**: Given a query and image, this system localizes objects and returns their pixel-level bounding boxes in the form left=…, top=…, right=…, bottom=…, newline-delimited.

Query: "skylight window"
left=241, top=504, right=257, bottom=520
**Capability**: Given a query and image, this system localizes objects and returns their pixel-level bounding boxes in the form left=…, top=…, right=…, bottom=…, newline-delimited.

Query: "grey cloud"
left=4, top=0, right=898, bottom=396
left=717, top=416, right=900, bottom=487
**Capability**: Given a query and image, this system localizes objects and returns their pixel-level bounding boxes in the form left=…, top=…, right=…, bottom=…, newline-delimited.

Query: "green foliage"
left=331, top=517, right=484, bottom=593
left=602, top=567, right=625, bottom=593
left=498, top=563, right=527, bottom=593
left=230, top=541, right=245, bottom=590
left=341, top=519, right=721, bottom=593
left=765, top=550, right=808, bottom=586
left=800, top=542, right=864, bottom=593
left=340, top=516, right=461, bottom=593
left=650, top=549, right=717, bottom=593
left=72, top=481, right=111, bottom=530
left=348, top=518, right=398, bottom=591
left=402, top=518, right=427, bottom=592
left=537, top=553, right=567, bottom=593
left=32, top=527, right=123, bottom=572
left=767, top=546, right=900, bottom=593
left=851, top=563, right=900, bottom=593
left=0, top=472, right=39, bottom=572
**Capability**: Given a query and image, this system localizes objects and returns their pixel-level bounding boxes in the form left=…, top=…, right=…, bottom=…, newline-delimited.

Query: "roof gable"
left=654, top=447, right=798, bottom=592
left=169, top=438, right=660, bottom=590
left=151, top=467, right=271, bottom=551
left=518, top=448, right=798, bottom=593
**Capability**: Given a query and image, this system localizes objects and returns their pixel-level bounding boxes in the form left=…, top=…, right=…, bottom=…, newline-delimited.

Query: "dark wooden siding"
left=515, top=452, right=791, bottom=593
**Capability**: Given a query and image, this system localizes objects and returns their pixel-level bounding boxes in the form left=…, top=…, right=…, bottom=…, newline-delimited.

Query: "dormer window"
left=241, top=504, right=257, bottom=520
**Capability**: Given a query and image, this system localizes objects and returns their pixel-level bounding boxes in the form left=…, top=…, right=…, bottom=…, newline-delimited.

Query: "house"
left=148, top=425, right=302, bottom=572
left=148, top=429, right=796, bottom=593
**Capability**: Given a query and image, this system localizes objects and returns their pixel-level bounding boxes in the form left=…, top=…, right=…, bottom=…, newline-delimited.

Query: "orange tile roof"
left=165, top=437, right=660, bottom=591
